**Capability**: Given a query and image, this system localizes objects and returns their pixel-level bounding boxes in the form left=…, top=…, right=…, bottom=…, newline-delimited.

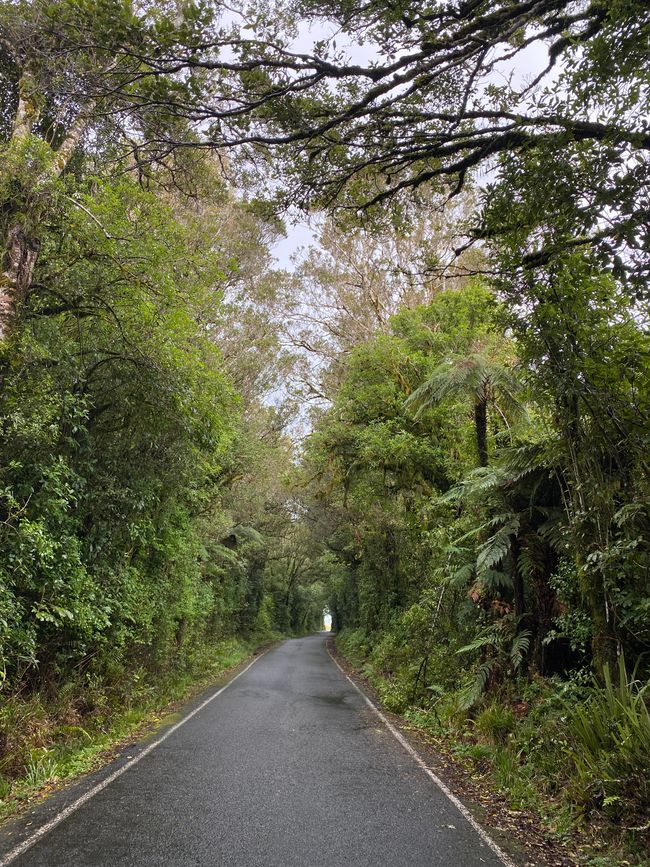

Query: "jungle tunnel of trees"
left=0, top=0, right=649, bottom=857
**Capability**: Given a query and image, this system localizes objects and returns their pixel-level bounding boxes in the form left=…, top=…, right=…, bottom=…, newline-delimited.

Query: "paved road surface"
left=3, top=635, right=508, bottom=866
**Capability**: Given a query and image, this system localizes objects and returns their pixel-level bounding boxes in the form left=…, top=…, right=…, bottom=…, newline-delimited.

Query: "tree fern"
left=476, top=517, right=520, bottom=573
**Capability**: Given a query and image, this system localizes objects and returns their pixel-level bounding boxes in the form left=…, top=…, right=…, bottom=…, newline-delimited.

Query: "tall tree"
left=0, top=0, right=218, bottom=338
left=87, top=0, right=649, bottom=284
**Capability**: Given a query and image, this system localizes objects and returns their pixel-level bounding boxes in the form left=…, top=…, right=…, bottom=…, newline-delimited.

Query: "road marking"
left=0, top=651, right=268, bottom=866
left=327, top=645, right=517, bottom=867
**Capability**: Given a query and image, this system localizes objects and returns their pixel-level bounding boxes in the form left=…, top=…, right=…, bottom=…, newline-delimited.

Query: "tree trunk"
left=531, top=547, right=558, bottom=675
left=1, top=64, right=95, bottom=341
left=0, top=223, right=40, bottom=340
left=474, top=397, right=488, bottom=467
left=1, top=67, right=42, bottom=341
left=584, top=568, right=618, bottom=676
left=510, top=536, right=525, bottom=621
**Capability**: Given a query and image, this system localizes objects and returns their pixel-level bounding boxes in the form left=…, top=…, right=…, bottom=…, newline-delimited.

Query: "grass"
left=567, top=656, right=650, bottom=824
left=0, top=634, right=276, bottom=824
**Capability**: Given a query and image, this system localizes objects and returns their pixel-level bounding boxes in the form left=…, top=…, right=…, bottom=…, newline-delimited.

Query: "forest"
left=0, top=0, right=648, bottom=863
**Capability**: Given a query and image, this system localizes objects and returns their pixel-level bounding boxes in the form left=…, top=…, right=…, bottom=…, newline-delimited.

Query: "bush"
left=568, top=656, right=650, bottom=822
left=475, top=703, right=515, bottom=744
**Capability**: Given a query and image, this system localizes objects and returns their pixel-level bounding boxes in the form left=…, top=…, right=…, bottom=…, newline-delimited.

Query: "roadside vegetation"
left=308, top=276, right=650, bottom=863
left=0, top=62, right=323, bottom=812
left=299, top=271, right=650, bottom=863
left=0, top=161, right=323, bottom=811
left=1, top=1, right=648, bottom=862
left=0, top=636, right=263, bottom=821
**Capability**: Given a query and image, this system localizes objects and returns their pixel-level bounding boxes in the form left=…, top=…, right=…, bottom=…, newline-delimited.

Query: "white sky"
left=273, top=218, right=315, bottom=269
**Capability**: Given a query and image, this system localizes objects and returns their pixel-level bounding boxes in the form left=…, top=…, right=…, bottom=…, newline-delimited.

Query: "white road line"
left=0, top=651, right=268, bottom=866
left=327, top=645, right=517, bottom=867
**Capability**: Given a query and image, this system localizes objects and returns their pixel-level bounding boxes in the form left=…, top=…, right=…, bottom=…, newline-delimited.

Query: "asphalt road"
left=3, top=635, right=509, bottom=866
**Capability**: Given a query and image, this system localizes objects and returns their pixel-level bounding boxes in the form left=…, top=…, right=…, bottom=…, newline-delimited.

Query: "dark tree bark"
left=530, top=548, right=558, bottom=675
left=474, top=397, right=488, bottom=467
left=510, top=536, right=526, bottom=622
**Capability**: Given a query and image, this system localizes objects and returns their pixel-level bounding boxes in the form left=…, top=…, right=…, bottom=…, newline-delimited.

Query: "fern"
left=456, top=619, right=531, bottom=707
left=449, top=562, right=475, bottom=587
left=459, top=659, right=496, bottom=710
left=517, top=545, right=544, bottom=582
left=231, top=524, right=265, bottom=545
left=498, top=443, right=548, bottom=482
left=457, top=633, right=496, bottom=655
left=476, top=517, right=520, bottom=573
left=510, top=629, right=531, bottom=669
left=485, top=512, right=518, bottom=529
left=478, top=569, right=513, bottom=591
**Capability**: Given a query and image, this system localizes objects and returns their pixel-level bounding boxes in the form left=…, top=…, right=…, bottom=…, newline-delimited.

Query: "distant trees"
left=0, top=153, right=317, bottom=699
left=282, top=192, right=482, bottom=408
left=0, top=0, right=334, bottom=705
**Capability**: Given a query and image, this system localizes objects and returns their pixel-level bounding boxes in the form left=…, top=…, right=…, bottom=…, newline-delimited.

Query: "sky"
left=272, top=215, right=316, bottom=271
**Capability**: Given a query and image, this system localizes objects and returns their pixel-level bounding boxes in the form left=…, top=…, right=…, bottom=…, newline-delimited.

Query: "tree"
left=442, top=444, right=567, bottom=675
left=298, top=284, right=503, bottom=633
left=3, top=0, right=647, bottom=347
left=0, top=171, right=234, bottom=682
left=485, top=139, right=650, bottom=670
left=406, top=347, right=523, bottom=467
left=284, top=193, right=482, bottom=403
left=86, top=0, right=648, bottom=285
left=0, top=0, right=221, bottom=339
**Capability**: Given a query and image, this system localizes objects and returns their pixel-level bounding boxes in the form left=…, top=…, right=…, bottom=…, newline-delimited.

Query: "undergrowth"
left=0, top=633, right=277, bottom=822
left=337, top=629, right=650, bottom=867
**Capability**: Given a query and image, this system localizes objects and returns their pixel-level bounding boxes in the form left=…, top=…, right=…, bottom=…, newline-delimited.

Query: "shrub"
left=568, top=655, right=650, bottom=822
left=475, top=703, right=516, bottom=744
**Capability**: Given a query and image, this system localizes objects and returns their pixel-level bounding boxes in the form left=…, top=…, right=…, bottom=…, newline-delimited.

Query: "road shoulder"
left=328, top=636, right=578, bottom=867
left=0, top=643, right=274, bottom=866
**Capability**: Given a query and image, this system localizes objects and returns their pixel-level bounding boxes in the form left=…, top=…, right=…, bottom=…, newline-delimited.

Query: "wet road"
left=2, top=635, right=509, bottom=866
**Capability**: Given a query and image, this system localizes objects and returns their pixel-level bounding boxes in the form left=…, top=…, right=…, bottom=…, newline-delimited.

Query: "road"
left=2, top=635, right=511, bottom=866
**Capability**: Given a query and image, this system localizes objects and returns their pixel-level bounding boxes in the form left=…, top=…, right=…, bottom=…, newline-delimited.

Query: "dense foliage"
left=1, top=0, right=649, bottom=861
left=0, top=106, right=322, bottom=804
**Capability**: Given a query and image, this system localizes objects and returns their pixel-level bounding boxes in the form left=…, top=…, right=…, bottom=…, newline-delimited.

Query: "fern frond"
left=479, top=568, right=513, bottom=591
left=510, top=630, right=532, bottom=669
left=476, top=517, right=519, bottom=573
left=484, top=511, right=518, bottom=530
left=457, top=634, right=495, bottom=655
left=517, top=546, right=544, bottom=581
left=459, top=659, right=496, bottom=710
left=449, top=562, right=475, bottom=586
